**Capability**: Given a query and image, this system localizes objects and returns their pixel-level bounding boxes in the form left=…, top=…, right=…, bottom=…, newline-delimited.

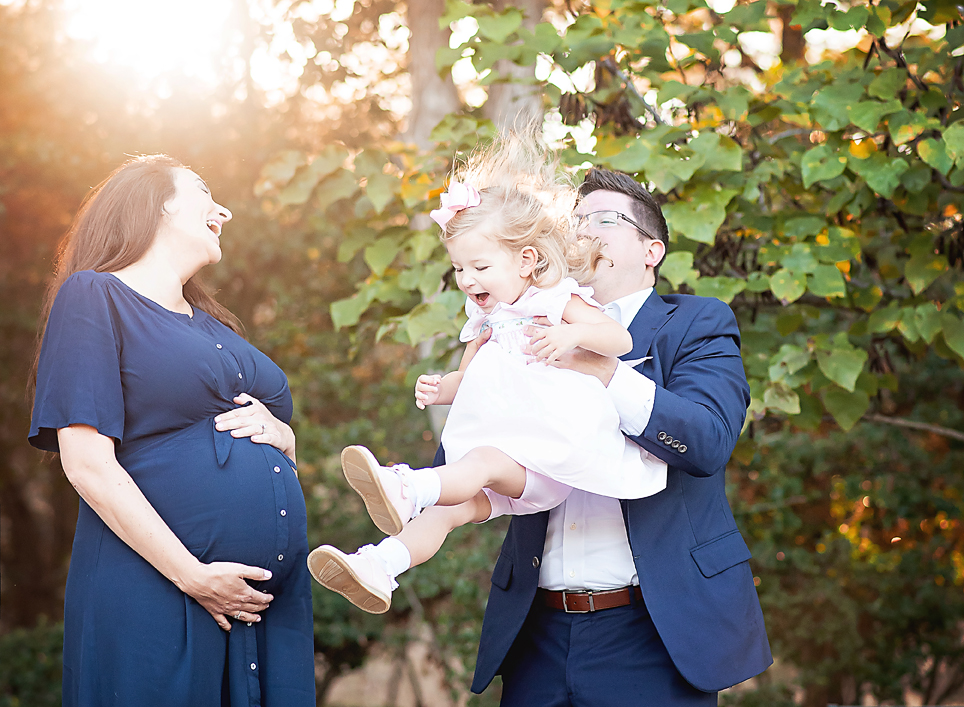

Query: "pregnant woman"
left=29, top=156, right=314, bottom=706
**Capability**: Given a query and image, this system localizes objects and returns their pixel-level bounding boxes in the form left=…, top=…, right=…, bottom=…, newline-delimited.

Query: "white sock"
left=372, top=537, right=412, bottom=582
left=398, top=466, right=442, bottom=510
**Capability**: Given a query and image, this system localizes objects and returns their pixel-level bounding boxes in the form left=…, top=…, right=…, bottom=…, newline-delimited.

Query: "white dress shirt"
left=539, top=287, right=658, bottom=590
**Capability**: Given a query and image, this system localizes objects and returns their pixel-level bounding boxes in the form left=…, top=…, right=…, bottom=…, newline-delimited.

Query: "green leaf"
left=899, top=162, right=932, bottom=194
left=904, top=249, right=948, bottom=294
left=477, top=8, right=523, bottom=43
left=847, top=152, right=909, bottom=198
left=776, top=312, right=804, bottom=336
left=821, top=387, right=870, bottom=431
left=943, top=122, right=964, bottom=164
left=815, top=337, right=867, bottom=392
left=365, top=172, right=400, bottom=214
left=918, top=138, right=953, bottom=175
left=812, top=82, right=864, bottom=131
left=867, top=304, right=900, bottom=334
left=408, top=230, right=442, bottom=262
left=717, top=86, right=751, bottom=122
left=337, top=227, right=377, bottom=263
left=764, top=382, right=802, bottom=415
left=255, top=150, right=307, bottom=196
left=690, top=132, right=743, bottom=173
left=847, top=99, right=902, bottom=133
left=691, top=276, right=746, bottom=304
left=364, top=237, right=401, bottom=276
left=605, top=137, right=652, bottom=173
left=278, top=147, right=350, bottom=206
left=659, top=251, right=699, bottom=289
left=769, top=345, right=812, bottom=382
left=897, top=306, right=921, bottom=342
left=658, top=80, right=697, bottom=105
left=780, top=243, right=819, bottom=274
left=530, top=22, right=563, bottom=54
left=313, top=169, right=359, bottom=213
left=330, top=292, right=373, bottom=330
left=940, top=310, right=964, bottom=359
left=662, top=186, right=738, bottom=244
left=746, top=271, right=770, bottom=293
left=783, top=216, right=826, bottom=239
left=888, top=110, right=928, bottom=146
left=769, top=269, right=808, bottom=304
left=914, top=302, right=942, bottom=344
left=440, top=0, right=476, bottom=27
left=814, top=227, right=861, bottom=263
left=868, top=69, right=907, bottom=100
left=801, top=144, right=848, bottom=188
left=808, top=264, right=847, bottom=298
left=404, top=301, right=461, bottom=344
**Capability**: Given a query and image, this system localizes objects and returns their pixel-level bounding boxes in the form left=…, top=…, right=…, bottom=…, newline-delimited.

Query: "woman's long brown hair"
left=30, top=155, right=243, bottom=399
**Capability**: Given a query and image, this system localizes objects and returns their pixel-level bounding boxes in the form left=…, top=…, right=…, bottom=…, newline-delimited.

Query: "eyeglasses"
left=575, top=210, right=656, bottom=241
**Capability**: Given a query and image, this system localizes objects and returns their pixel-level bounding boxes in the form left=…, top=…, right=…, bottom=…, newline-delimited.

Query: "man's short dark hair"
left=578, top=168, right=668, bottom=278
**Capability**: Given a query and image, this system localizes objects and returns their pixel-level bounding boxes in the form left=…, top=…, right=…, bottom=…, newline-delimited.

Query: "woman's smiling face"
left=446, top=228, right=535, bottom=313
left=156, top=168, right=232, bottom=271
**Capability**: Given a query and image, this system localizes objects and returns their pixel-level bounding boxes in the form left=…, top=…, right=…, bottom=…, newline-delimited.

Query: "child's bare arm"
left=414, top=329, right=491, bottom=409
left=527, top=295, right=632, bottom=363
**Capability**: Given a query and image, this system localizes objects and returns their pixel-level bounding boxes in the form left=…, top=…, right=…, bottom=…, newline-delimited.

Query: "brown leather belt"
left=537, top=586, right=642, bottom=613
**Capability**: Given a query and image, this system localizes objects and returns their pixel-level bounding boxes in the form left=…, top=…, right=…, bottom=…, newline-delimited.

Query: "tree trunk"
left=777, top=3, right=805, bottom=65
left=483, top=0, right=546, bottom=130
left=403, top=0, right=463, bottom=149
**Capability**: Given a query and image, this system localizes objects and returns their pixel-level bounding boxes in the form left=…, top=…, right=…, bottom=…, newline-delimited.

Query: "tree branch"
left=863, top=413, right=964, bottom=443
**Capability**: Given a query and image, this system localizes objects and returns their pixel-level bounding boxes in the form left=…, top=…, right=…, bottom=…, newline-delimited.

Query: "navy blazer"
left=436, top=292, right=772, bottom=694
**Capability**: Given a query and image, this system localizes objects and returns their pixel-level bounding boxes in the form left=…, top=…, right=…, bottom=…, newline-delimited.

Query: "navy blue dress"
left=29, top=271, right=315, bottom=707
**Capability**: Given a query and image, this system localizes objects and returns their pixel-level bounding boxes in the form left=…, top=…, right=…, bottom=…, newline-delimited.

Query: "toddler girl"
left=308, top=129, right=666, bottom=613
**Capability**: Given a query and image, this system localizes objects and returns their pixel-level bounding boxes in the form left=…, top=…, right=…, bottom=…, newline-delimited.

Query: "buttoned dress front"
left=29, top=271, right=315, bottom=707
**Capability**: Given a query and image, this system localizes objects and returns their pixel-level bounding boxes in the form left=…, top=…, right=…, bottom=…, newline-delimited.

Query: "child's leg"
left=341, top=445, right=525, bottom=535
left=397, top=492, right=492, bottom=566
left=486, top=470, right=572, bottom=519
left=434, top=447, right=526, bottom=505
left=307, top=493, right=491, bottom=614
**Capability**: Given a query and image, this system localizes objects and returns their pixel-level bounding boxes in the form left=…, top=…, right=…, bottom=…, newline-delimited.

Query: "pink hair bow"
left=429, top=181, right=481, bottom=228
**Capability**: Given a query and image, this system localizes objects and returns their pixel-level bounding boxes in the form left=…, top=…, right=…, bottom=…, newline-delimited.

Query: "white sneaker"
left=341, top=445, right=417, bottom=536
left=307, top=544, right=393, bottom=614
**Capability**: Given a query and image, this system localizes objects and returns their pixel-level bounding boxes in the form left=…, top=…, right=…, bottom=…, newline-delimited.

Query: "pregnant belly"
left=117, top=421, right=307, bottom=579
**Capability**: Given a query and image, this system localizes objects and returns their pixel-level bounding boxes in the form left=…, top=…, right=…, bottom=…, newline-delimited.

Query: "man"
left=457, top=168, right=772, bottom=705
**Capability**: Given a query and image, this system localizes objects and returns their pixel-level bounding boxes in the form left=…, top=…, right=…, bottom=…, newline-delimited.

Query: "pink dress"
left=440, top=278, right=666, bottom=510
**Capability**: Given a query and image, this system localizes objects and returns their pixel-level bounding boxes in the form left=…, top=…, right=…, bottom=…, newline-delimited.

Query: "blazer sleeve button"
left=657, top=431, right=667, bottom=441
left=679, top=444, right=687, bottom=453
left=664, top=436, right=674, bottom=445
left=532, top=557, right=540, bottom=568
left=671, top=440, right=680, bottom=449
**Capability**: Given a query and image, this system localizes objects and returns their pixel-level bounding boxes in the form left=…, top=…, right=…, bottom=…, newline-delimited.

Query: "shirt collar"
left=604, top=287, right=653, bottom=329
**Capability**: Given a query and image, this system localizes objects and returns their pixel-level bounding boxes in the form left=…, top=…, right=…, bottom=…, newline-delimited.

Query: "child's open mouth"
left=472, top=292, right=491, bottom=308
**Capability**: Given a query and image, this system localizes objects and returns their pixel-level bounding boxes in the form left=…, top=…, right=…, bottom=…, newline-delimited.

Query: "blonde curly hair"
left=437, top=126, right=609, bottom=289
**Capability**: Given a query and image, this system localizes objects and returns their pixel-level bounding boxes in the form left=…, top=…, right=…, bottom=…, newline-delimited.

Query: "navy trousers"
left=499, top=595, right=718, bottom=707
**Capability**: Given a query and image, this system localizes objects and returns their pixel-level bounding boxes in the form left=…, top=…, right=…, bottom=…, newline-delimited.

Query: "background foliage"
left=1, top=0, right=962, bottom=705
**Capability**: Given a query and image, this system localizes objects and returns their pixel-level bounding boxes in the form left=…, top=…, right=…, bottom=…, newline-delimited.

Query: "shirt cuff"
left=608, top=362, right=657, bottom=436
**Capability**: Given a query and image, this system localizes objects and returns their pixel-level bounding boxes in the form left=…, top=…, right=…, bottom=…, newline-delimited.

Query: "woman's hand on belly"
left=215, top=393, right=297, bottom=465
left=181, top=561, right=275, bottom=631
left=58, top=424, right=277, bottom=633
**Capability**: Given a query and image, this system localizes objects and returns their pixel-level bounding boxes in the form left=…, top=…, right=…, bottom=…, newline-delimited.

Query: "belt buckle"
left=562, top=590, right=594, bottom=613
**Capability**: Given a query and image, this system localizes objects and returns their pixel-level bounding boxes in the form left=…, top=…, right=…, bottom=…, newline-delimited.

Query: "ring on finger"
left=235, top=611, right=242, bottom=620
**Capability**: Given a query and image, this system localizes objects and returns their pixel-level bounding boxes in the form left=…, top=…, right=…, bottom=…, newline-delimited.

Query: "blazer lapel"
left=620, top=291, right=677, bottom=362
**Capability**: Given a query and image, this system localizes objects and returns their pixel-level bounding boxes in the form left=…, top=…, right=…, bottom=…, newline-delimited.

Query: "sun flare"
left=64, top=0, right=235, bottom=83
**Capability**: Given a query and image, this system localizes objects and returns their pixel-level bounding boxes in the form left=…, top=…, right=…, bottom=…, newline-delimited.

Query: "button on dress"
left=29, top=271, right=314, bottom=707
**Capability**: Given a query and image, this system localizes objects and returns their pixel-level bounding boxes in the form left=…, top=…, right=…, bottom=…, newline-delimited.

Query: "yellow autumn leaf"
left=849, top=139, right=877, bottom=159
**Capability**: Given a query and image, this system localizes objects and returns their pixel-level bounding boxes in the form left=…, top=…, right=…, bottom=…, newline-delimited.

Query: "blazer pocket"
left=491, top=553, right=513, bottom=590
left=690, top=529, right=752, bottom=578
